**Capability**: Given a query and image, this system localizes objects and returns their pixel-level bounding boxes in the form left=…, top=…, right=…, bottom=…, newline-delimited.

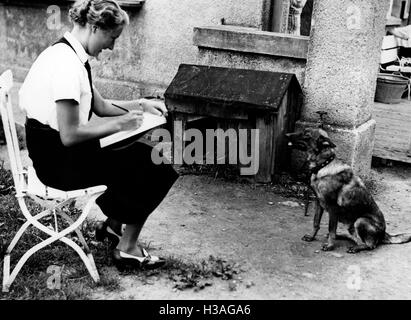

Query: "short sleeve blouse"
left=19, top=32, right=92, bottom=131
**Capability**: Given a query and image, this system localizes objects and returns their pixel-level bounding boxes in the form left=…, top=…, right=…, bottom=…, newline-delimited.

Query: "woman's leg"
left=116, top=223, right=146, bottom=257
left=106, top=218, right=123, bottom=235
left=95, top=142, right=178, bottom=259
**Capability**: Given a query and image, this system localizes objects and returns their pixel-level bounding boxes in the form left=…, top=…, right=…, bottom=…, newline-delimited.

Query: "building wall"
left=0, top=0, right=307, bottom=99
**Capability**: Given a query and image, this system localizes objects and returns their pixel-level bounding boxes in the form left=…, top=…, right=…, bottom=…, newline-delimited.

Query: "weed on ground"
left=115, top=254, right=245, bottom=293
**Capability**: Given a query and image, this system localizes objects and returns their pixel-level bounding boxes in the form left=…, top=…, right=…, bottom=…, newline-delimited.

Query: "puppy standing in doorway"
left=286, top=128, right=411, bottom=253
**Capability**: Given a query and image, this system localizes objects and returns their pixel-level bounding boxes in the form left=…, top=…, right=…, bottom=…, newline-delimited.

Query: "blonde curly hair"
left=69, top=0, right=129, bottom=30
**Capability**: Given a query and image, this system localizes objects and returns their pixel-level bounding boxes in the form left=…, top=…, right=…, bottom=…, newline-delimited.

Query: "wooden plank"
left=273, top=95, right=288, bottom=173
left=372, top=99, right=411, bottom=162
left=373, top=104, right=411, bottom=112
left=373, top=101, right=411, bottom=112
left=374, top=111, right=411, bottom=120
left=193, top=25, right=309, bottom=60
left=374, top=125, right=411, bottom=134
left=375, top=128, right=411, bottom=139
left=167, top=99, right=249, bottom=120
left=255, top=114, right=275, bottom=183
left=375, top=111, right=411, bottom=121
left=374, top=139, right=410, bottom=151
left=373, top=148, right=411, bottom=163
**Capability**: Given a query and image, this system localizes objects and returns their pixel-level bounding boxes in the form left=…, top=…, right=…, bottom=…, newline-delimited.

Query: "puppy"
left=286, top=128, right=411, bottom=253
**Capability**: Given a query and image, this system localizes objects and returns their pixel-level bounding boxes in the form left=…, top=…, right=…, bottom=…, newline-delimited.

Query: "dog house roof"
left=165, top=64, right=302, bottom=112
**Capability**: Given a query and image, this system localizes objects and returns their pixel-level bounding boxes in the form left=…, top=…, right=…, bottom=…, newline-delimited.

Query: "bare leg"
left=106, top=217, right=122, bottom=235
left=302, top=200, right=324, bottom=241
left=116, top=222, right=146, bottom=257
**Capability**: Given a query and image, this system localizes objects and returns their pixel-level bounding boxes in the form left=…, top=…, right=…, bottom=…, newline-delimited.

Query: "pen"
left=112, top=103, right=130, bottom=113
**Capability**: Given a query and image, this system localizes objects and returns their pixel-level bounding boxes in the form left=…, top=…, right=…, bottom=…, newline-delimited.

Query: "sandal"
left=95, top=220, right=122, bottom=247
left=112, top=247, right=166, bottom=271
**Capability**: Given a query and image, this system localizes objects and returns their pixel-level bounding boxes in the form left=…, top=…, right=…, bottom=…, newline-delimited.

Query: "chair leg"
left=58, top=210, right=91, bottom=253
left=57, top=209, right=100, bottom=281
left=3, top=208, right=51, bottom=292
left=4, top=208, right=52, bottom=257
left=3, top=231, right=99, bottom=292
left=2, top=193, right=103, bottom=292
left=2, top=256, right=11, bottom=292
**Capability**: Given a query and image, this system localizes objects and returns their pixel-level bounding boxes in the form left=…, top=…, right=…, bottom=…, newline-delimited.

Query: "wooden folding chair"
left=0, top=70, right=107, bottom=292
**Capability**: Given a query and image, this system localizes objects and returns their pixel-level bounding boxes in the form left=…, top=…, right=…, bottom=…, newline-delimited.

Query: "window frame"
left=193, top=0, right=310, bottom=60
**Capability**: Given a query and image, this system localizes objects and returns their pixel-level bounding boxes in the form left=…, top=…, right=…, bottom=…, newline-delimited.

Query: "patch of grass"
left=0, top=161, right=13, bottom=196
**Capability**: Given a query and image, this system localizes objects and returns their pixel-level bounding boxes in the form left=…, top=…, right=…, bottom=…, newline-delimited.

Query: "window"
left=263, top=0, right=314, bottom=36
left=194, top=0, right=312, bottom=60
left=386, top=0, right=411, bottom=28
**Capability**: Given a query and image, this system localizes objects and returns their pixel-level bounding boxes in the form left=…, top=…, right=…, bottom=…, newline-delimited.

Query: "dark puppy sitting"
left=286, top=128, right=411, bottom=253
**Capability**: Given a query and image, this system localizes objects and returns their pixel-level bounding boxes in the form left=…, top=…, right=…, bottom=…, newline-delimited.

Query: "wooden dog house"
left=164, top=64, right=303, bottom=183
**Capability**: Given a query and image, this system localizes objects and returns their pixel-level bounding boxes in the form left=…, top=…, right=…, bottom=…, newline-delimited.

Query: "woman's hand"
left=140, top=99, right=168, bottom=117
left=117, top=109, right=144, bottom=131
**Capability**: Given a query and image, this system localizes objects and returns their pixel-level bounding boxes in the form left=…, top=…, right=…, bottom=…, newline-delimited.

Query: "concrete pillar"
left=300, top=0, right=391, bottom=177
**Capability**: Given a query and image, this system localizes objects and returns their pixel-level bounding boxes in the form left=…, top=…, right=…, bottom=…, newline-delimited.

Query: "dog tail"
left=382, top=232, right=411, bottom=244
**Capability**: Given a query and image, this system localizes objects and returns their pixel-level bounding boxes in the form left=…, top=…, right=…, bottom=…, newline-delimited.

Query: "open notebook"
left=99, top=112, right=167, bottom=148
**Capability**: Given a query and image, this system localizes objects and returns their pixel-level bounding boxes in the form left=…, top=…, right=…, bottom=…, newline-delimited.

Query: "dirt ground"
left=2, top=146, right=411, bottom=300
left=88, top=160, right=411, bottom=300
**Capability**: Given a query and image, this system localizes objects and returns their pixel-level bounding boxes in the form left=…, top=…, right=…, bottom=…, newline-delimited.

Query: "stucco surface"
left=197, top=49, right=306, bottom=86
left=0, top=0, right=266, bottom=93
left=302, top=0, right=390, bottom=128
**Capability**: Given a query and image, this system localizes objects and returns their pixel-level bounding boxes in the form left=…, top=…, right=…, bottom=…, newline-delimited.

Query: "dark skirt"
left=25, top=118, right=178, bottom=224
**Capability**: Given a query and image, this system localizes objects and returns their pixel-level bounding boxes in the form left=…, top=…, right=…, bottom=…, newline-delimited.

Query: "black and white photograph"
left=0, top=0, right=411, bottom=306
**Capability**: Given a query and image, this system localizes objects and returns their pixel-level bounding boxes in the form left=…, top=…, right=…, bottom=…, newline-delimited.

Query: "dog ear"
left=318, top=135, right=336, bottom=149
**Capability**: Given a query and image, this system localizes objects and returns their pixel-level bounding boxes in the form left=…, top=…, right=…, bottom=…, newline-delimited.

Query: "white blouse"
left=19, top=32, right=93, bottom=131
